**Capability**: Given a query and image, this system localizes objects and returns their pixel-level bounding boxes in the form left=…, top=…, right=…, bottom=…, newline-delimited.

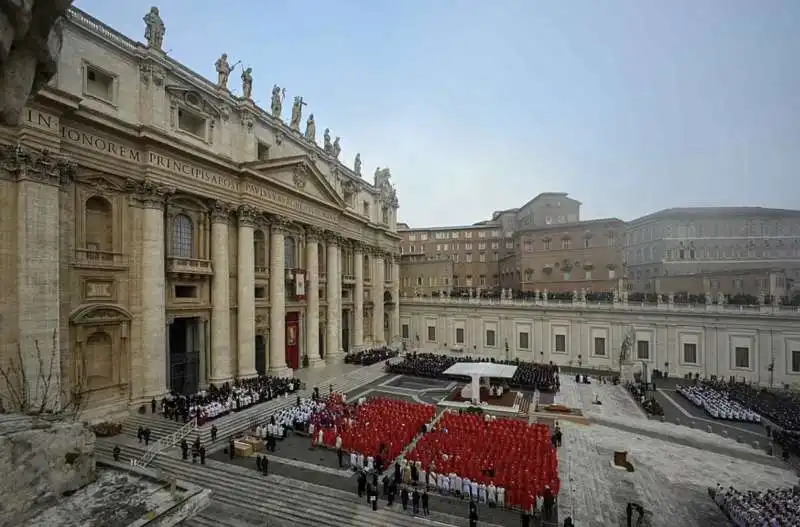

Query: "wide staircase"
left=121, top=362, right=388, bottom=463
left=97, top=436, right=491, bottom=526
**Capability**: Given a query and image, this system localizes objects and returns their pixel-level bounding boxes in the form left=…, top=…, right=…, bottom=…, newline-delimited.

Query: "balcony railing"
left=364, top=276, right=372, bottom=285
left=167, top=257, right=213, bottom=276
left=73, top=249, right=128, bottom=269
left=342, top=274, right=355, bottom=284
left=254, top=266, right=269, bottom=277
left=384, top=279, right=393, bottom=288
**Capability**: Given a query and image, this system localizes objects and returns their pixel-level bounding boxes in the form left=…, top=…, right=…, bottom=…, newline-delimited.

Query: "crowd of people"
left=310, top=396, right=436, bottom=460
left=344, top=346, right=400, bottom=366
left=711, top=484, right=800, bottom=526
left=156, top=375, right=299, bottom=425
left=677, top=384, right=761, bottom=422
left=385, top=353, right=560, bottom=392
left=406, top=412, right=560, bottom=510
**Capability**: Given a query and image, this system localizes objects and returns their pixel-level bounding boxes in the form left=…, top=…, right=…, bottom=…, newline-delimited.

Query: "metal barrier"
left=131, top=417, right=198, bottom=468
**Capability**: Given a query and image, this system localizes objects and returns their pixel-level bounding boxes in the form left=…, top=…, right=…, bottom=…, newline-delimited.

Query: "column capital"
left=351, top=240, right=366, bottom=254
left=126, top=177, right=173, bottom=209
left=324, top=230, right=343, bottom=246
left=305, top=226, right=324, bottom=243
left=270, top=216, right=293, bottom=234
left=237, top=205, right=258, bottom=227
left=0, top=144, right=76, bottom=189
left=210, top=200, right=234, bottom=223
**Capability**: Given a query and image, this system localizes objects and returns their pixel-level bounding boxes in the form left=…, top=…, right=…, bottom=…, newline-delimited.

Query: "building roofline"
left=515, top=217, right=624, bottom=235
left=629, top=206, right=800, bottom=224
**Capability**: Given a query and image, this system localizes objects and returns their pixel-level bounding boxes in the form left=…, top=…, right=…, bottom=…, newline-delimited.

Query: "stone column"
left=305, top=229, right=322, bottom=366
left=371, top=251, right=386, bottom=346
left=12, top=150, right=73, bottom=409
left=236, top=206, right=257, bottom=379
left=198, top=318, right=208, bottom=388
left=391, top=256, right=400, bottom=345
left=353, top=247, right=364, bottom=349
left=268, top=219, right=290, bottom=376
left=134, top=179, right=169, bottom=399
left=326, top=235, right=341, bottom=362
left=209, top=203, right=233, bottom=384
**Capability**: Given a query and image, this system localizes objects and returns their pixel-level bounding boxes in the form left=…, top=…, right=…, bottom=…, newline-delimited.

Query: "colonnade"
left=136, top=194, right=400, bottom=398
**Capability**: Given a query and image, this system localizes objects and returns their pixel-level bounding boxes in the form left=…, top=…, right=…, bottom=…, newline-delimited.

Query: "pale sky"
left=74, top=0, right=800, bottom=228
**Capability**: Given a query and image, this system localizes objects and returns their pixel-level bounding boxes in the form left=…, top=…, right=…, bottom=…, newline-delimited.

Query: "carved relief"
left=0, top=144, right=76, bottom=188
left=237, top=204, right=258, bottom=227
left=210, top=200, right=233, bottom=222
left=305, top=226, right=324, bottom=243
left=139, top=63, right=165, bottom=86
left=126, top=177, right=173, bottom=208
left=270, top=216, right=293, bottom=234
left=293, top=165, right=308, bottom=189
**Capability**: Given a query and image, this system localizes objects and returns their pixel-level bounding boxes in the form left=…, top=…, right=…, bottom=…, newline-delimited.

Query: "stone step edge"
left=96, top=445, right=456, bottom=527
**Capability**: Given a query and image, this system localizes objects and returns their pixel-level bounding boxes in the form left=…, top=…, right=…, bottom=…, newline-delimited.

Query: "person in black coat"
left=422, top=490, right=429, bottom=516
left=401, top=487, right=409, bottom=511
left=469, top=499, right=478, bottom=527
left=412, top=488, right=420, bottom=514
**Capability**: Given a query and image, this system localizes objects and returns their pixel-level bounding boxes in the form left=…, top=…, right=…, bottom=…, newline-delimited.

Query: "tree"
left=0, top=330, right=87, bottom=420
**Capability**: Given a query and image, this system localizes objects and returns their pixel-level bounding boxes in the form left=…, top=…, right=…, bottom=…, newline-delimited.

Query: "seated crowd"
left=677, top=384, right=761, bottom=423
left=159, top=375, right=298, bottom=425
left=344, top=346, right=400, bottom=366
left=406, top=412, right=560, bottom=510
left=711, top=484, right=800, bottom=526
left=255, top=397, right=324, bottom=440
left=310, top=396, right=436, bottom=461
left=386, top=353, right=559, bottom=392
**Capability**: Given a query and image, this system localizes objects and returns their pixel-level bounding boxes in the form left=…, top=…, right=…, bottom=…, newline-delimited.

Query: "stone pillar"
left=326, top=235, right=341, bottom=362
left=236, top=206, right=257, bottom=379
left=134, top=180, right=169, bottom=399
left=391, top=256, right=400, bottom=346
left=12, top=150, right=73, bottom=409
left=268, top=219, right=290, bottom=376
left=372, top=252, right=386, bottom=346
left=209, top=203, right=233, bottom=384
left=353, top=248, right=364, bottom=349
left=305, top=229, right=321, bottom=365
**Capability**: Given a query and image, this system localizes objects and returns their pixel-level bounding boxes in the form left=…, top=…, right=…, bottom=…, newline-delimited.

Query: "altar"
left=442, top=362, right=518, bottom=405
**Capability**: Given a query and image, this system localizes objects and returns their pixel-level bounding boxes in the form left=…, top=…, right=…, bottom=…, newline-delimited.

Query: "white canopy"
left=443, top=362, right=518, bottom=379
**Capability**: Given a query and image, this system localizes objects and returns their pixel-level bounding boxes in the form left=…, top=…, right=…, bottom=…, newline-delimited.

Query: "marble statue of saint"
left=304, top=114, right=316, bottom=142
left=215, top=53, right=231, bottom=89
left=332, top=137, right=341, bottom=159
left=289, top=96, right=305, bottom=131
left=323, top=128, right=332, bottom=154
left=143, top=7, right=165, bottom=50
left=241, top=67, right=253, bottom=99
left=270, top=85, right=283, bottom=118
left=354, top=153, right=362, bottom=175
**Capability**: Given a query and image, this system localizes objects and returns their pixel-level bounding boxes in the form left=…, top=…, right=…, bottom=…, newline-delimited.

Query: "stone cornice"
left=0, top=144, right=76, bottom=189
left=126, top=177, right=173, bottom=208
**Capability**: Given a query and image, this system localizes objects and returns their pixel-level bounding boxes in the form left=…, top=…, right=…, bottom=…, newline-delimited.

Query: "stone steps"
left=95, top=440, right=463, bottom=527
left=179, top=502, right=282, bottom=527
left=122, top=412, right=185, bottom=442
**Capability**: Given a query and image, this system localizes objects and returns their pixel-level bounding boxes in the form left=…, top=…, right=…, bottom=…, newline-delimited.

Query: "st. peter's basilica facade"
left=0, top=7, right=401, bottom=417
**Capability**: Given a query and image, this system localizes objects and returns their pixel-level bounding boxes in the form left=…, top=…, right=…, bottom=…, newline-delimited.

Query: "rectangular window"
left=465, top=243, right=473, bottom=250
left=544, top=239, right=551, bottom=250
left=455, top=328, right=465, bottom=344
left=254, top=286, right=267, bottom=299
left=465, top=232, right=472, bottom=239
left=478, top=231, right=486, bottom=238
left=427, top=326, right=436, bottom=342
left=465, top=253, right=472, bottom=263
left=408, top=234, right=416, bottom=241
left=683, top=343, right=698, bottom=364
left=486, top=329, right=496, bottom=347
left=174, top=285, right=198, bottom=298
left=734, top=346, right=750, bottom=369
left=177, top=108, right=207, bottom=137
left=636, top=340, right=649, bottom=360
left=792, top=350, right=800, bottom=373
left=401, top=324, right=409, bottom=339
left=594, top=337, right=606, bottom=356
left=519, top=332, right=530, bottom=350
left=555, top=334, right=566, bottom=353
left=479, top=253, right=486, bottom=262
left=257, top=141, right=271, bottom=161
left=84, top=64, right=116, bottom=103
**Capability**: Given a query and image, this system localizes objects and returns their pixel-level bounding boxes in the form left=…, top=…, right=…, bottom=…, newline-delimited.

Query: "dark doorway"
left=255, top=335, right=266, bottom=375
left=168, top=318, right=200, bottom=395
left=319, top=326, right=325, bottom=359
left=341, top=310, right=350, bottom=354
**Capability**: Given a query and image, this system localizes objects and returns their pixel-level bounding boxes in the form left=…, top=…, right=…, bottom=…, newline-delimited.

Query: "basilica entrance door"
left=255, top=335, right=266, bottom=375
left=285, top=312, right=300, bottom=369
left=168, top=317, right=200, bottom=395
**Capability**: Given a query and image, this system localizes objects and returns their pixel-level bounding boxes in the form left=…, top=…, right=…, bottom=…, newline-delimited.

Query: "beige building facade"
left=400, top=298, right=800, bottom=387
left=399, top=255, right=453, bottom=297
left=625, top=207, right=800, bottom=297
left=0, top=8, right=401, bottom=417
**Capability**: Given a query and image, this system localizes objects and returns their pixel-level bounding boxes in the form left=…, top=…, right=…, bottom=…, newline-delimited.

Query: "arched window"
left=172, top=214, right=194, bottom=258
left=284, top=236, right=296, bottom=269
left=254, top=229, right=266, bottom=268
left=85, top=196, right=113, bottom=251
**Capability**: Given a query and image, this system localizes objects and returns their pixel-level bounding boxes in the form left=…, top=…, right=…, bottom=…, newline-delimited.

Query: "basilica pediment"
left=244, top=155, right=346, bottom=209
left=73, top=171, right=128, bottom=193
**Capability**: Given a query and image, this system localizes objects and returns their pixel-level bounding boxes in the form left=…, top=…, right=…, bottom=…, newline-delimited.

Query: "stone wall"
left=0, top=414, right=96, bottom=525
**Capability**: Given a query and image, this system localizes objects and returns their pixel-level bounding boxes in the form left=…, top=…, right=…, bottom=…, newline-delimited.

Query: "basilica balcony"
left=364, top=276, right=372, bottom=285
left=384, top=279, right=394, bottom=288
left=342, top=273, right=355, bottom=285
left=167, top=257, right=213, bottom=277
left=73, top=249, right=128, bottom=270
left=255, top=265, right=269, bottom=279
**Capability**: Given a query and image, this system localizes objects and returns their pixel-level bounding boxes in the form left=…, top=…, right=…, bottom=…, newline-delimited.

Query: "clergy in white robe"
left=470, top=480, right=479, bottom=500
left=488, top=483, right=497, bottom=504
left=497, top=487, right=506, bottom=508
left=366, top=456, right=374, bottom=471
left=356, top=453, right=365, bottom=468
left=462, top=478, right=471, bottom=497
left=478, top=483, right=487, bottom=502
left=454, top=474, right=463, bottom=496
left=428, top=471, right=438, bottom=489
left=317, top=429, right=324, bottom=446
left=449, top=474, right=458, bottom=494
left=350, top=452, right=358, bottom=468
left=420, top=468, right=427, bottom=488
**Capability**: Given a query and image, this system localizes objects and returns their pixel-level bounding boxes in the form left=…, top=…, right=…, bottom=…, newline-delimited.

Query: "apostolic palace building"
left=0, top=8, right=401, bottom=416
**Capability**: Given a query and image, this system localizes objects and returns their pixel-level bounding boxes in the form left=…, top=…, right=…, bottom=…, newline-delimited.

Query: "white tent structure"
left=442, top=363, right=518, bottom=405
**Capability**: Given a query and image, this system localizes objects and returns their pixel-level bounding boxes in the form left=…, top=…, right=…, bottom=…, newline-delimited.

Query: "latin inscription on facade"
left=59, top=125, right=339, bottom=223
left=24, top=108, right=59, bottom=133
left=85, top=281, right=113, bottom=299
